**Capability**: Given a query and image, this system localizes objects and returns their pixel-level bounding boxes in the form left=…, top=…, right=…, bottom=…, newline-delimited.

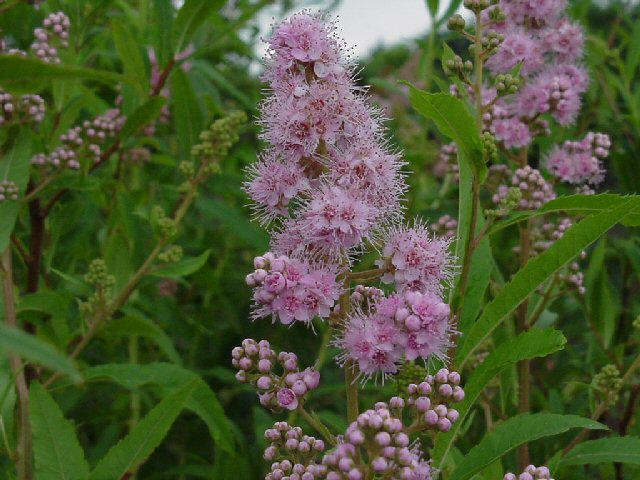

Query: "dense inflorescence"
left=504, top=464, right=553, bottom=480
left=30, top=11, right=70, bottom=63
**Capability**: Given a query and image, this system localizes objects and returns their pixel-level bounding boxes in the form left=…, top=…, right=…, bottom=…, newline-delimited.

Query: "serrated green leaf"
left=111, top=20, right=147, bottom=96
left=450, top=414, right=607, bottom=480
left=84, top=362, right=234, bottom=453
left=0, top=55, right=125, bottom=87
left=0, top=323, right=81, bottom=383
left=559, top=436, right=640, bottom=467
left=456, top=197, right=640, bottom=368
left=119, top=97, right=166, bottom=140
left=89, top=378, right=198, bottom=480
left=407, top=86, right=486, bottom=181
left=30, top=382, right=90, bottom=480
left=151, top=249, right=210, bottom=279
left=0, top=129, right=31, bottom=253
left=488, top=194, right=640, bottom=235
left=433, top=328, right=567, bottom=468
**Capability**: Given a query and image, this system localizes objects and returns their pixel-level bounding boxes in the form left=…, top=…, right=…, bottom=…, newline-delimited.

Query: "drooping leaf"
left=89, top=379, right=198, bottom=480
left=449, top=413, right=607, bottom=480
left=559, top=436, right=640, bottom=467
left=456, top=197, right=640, bottom=368
left=433, top=328, right=567, bottom=468
left=0, top=323, right=81, bottom=383
left=0, top=129, right=31, bottom=252
left=30, top=382, right=90, bottom=480
left=83, top=362, right=235, bottom=453
left=150, top=249, right=210, bottom=279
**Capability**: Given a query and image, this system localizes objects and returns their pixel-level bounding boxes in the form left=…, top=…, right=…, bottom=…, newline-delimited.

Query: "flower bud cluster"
left=80, top=259, right=115, bottom=315
left=447, top=14, right=466, bottom=31
left=191, top=111, right=247, bottom=163
left=263, top=422, right=327, bottom=480
left=432, top=215, right=458, bottom=240
left=31, top=108, right=126, bottom=170
left=390, top=368, right=465, bottom=433
left=322, top=404, right=432, bottom=480
left=443, top=55, right=473, bottom=82
left=232, top=339, right=320, bottom=411
left=491, top=166, right=555, bottom=211
left=337, top=290, right=451, bottom=379
left=592, top=364, right=623, bottom=407
left=158, top=245, right=183, bottom=263
left=30, top=11, right=70, bottom=64
left=433, top=142, right=459, bottom=181
left=376, top=222, right=453, bottom=295
left=546, top=132, right=611, bottom=185
left=0, top=92, right=45, bottom=126
left=246, top=252, right=341, bottom=326
left=350, top=285, right=384, bottom=310
left=0, top=180, right=19, bottom=202
left=504, top=464, right=553, bottom=480
left=151, top=206, right=178, bottom=238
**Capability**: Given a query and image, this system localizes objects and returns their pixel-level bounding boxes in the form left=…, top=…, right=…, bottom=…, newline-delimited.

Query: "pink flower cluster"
left=491, top=166, right=555, bottom=210
left=31, top=108, right=126, bottom=170
left=433, top=142, right=459, bottom=180
left=377, top=223, right=453, bottom=294
left=504, top=464, right=553, bottom=480
left=389, top=368, right=465, bottom=433
left=546, top=132, right=611, bottom=185
left=0, top=92, right=45, bottom=126
left=433, top=215, right=458, bottom=240
left=244, top=11, right=405, bottom=255
left=246, top=252, right=341, bottom=326
left=322, top=403, right=432, bottom=480
left=480, top=1, right=589, bottom=148
left=263, top=422, right=328, bottom=480
left=30, top=11, right=70, bottom=64
left=232, top=338, right=320, bottom=411
left=337, top=290, right=451, bottom=379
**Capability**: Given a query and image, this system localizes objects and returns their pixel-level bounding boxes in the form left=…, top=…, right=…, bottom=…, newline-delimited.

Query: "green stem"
left=1, top=248, right=31, bottom=480
left=527, top=274, right=559, bottom=327
left=298, top=405, right=336, bottom=445
left=517, top=219, right=532, bottom=470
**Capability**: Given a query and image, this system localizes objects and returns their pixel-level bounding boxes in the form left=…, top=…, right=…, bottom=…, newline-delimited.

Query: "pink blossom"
left=486, top=30, right=544, bottom=75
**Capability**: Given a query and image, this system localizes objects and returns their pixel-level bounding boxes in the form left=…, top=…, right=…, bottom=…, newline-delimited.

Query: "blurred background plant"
left=0, top=0, right=638, bottom=479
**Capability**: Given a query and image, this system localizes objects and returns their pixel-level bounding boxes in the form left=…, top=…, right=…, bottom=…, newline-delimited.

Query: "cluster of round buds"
left=322, top=404, right=432, bottom=480
left=592, top=364, right=623, bottom=407
left=547, top=132, right=611, bottom=185
left=504, top=465, right=553, bottom=480
left=31, top=108, right=126, bottom=170
left=557, top=260, right=585, bottom=295
left=495, top=73, right=520, bottom=96
left=246, top=252, right=341, bottom=326
left=30, top=11, right=70, bottom=63
left=443, top=55, right=473, bottom=81
left=432, top=215, right=458, bottom=240
left=0, top=180, right=19, bottom=202
left=158, top=245, right=183, bottom=263
left=463, top=0, right=499, bottom=12
left=479, top=31, right=505, bottom=57
left=232, top=339, right=320, bottom=411
left=0, top=91, right=46, bottom=126
left=481, top=132, right=498, bottom=162
left=447, top=14, right=466, bottom=31
left=80, top=259, right=115, bottom=315
left=433, top=142, right=459, bottom=181
left=263, top=422, right=327, bottom=480
left=390, top=368, right=464, bottom=433
left=492, top=166, right=555, bottom=211
left=190, top=111, right=247, bottom=161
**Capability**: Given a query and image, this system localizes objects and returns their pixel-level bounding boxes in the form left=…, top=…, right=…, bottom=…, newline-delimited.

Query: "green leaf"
left=488, top=194, right=640, bottom=235
left=171, top=69, right=202, bottom=159
left=0, top=323, right=81, bottom=383
left=0, top=130, right=31, bottom=253
left=111, top=20, right=147, bottom=96
left=83, top=362, right=235, bottom=453
left=433, top=328, right=567, bottom=468
left=427, top=0, right=439, bottom=18
left=407, top=86, right=486, bottom=181
left=103, top=312, right=182, bottom=364
left=173, top=0, right=224, bottom=53
left=559, top=436, right=640, bottom=467
left=89, top=379, right=198, bottom=480
left=456, top=197, right=640, bottom=368
left=585, top=239, right=618, bottom=347
left=449, top=414, right=607, bottom=480
left=0, top=55, right=125, bottom=88
left=30, top=382, right=90, bottom=480
left=150, top=249, right=210, bottom=279
left=119, top=97, right=166, bottom=140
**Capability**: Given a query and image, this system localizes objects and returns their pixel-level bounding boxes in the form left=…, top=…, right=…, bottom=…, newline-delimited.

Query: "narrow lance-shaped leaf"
left=30, top=382, right=90, bottom=480
left=89, top=378, right=198, bottom=480
left=150, top=249, right=211, bottom=279
left=456, top=196, right=640, bottom=368
left=449, top=413, right=607, bottom=480
left=559, top=436, right=640, bottom=468
left=433, top=328, right=567, bottom=468
left=0, top=323, right=81, bottom=383
left=111, top=20, right=148, bottom=96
